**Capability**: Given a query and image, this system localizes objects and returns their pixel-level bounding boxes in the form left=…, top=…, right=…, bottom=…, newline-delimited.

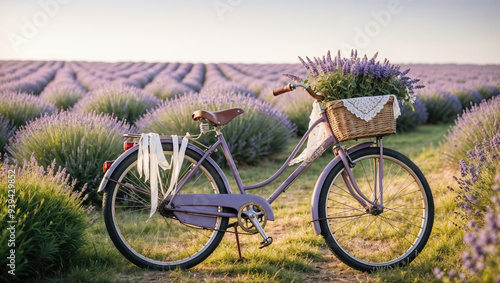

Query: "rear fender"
left=310, top=142, right=374, bottom=235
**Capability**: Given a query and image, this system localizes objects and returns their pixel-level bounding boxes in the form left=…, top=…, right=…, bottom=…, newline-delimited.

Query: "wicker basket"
left=325, top=96, right=396, bottom=142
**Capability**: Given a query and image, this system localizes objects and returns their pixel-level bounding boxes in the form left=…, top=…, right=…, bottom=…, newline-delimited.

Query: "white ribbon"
left=289, top=101, right=330, bottom=165
left=137, top=133, right=189, bottom=218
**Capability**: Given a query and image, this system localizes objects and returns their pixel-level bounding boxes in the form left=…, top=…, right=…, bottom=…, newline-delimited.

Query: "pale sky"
left=1, top=0, right=499, bottom=64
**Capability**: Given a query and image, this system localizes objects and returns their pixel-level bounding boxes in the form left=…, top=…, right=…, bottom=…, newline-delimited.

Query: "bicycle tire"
left=103, top=142, right=229, bottom=270
left=318, top=147, right=434, bottom=272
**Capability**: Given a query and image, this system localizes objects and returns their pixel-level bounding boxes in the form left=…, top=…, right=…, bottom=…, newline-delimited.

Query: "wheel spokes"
left=111, top=152, right=223, bottom=265
left=327, top=154, right=428, bottom=265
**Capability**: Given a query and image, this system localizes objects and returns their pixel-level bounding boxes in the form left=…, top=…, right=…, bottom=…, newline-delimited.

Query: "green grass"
left=45, top=123, right=466, bottom=282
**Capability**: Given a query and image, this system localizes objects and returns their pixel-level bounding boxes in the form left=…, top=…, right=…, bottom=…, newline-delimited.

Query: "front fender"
left=97, top=139, right=231, bottom=194
left=310, top=142, right=373, bottom=235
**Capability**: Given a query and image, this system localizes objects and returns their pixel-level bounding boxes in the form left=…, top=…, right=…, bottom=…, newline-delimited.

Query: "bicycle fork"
left=335, top=138, right=385, bottom=215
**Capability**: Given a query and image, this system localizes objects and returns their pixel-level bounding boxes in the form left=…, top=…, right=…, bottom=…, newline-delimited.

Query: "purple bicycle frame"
left=167, top=106, right=383, bottom=212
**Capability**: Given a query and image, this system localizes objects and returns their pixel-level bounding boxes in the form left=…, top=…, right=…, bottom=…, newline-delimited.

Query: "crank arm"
left=244, top=212, right=273, bottom=248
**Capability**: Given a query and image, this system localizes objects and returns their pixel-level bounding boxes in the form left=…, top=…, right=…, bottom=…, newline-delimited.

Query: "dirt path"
left=303, top=248, right=368, bottom=283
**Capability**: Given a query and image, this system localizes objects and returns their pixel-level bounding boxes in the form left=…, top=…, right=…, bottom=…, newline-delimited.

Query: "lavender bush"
left=167, top=63, right=192, bottom=81
left=441, top=114, right=500, bottom=283
left=136, top=92, right=295, bottom=165
left=0, top=91, right=57, bottom=127
left=276, top=93, right=312, bottom=136
left=201, top=63, right=257, bottom=96
left=285, top=50, right=424, bottom=105
left=438, top=166, right=500, bottom=282
left=451, top=86, right=483, bottom=109
left=0, top=61, right=43, bottom=84
left=258, top=83, right=285, bottom=103
left=0, top=80, right=44, bottom=95
left=181, top=63, right=205, bottom=91
left=260, top=84, right=313, bottom=135
left=111, top=77, right=143, bottom=89
left=144, top=81, right=193, bottom=100
left=200, top=82, right=256, bottom=97
left=453, top=132, right=500, bottom=220
left=460, top=180, right=500, bottom=282
left=202, top=63, right=230, bottom=85
left=396, top=97, right=428, bottom=132
left=126, top=63, right=166, bottom=87
left=433, top=106, right=500, bottom=283
left=419, top=89, right=462, bottom=124
left=0, top=62, right=59, bottom=95
left=0, top=116, right=15, bottom=155
left=6, top=111, right=134, bottom=204
left=52, top=65, right=77, bottom=83
left=0, top=157, right=88, bottom=280
left=73, top=84, right=160, bottom=124
left=444, top=96, right=500, bottom=165
left=218, top=63, right=271, bottom=95
left=40, top=81, right=87, bottom=110
left=473, top=83, right=499, bottom=100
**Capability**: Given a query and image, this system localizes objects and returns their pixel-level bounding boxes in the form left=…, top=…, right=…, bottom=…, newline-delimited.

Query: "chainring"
left=237, top=202, right=267, bottom=234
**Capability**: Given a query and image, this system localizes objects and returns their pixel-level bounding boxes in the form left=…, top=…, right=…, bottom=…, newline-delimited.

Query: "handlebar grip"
left=273, top=84, right=293, bottom=96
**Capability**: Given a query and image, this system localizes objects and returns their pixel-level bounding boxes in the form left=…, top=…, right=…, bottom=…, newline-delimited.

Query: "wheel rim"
left=110, top=152, right=224, bottom=266
left=325, top=153, right=430, bottom=266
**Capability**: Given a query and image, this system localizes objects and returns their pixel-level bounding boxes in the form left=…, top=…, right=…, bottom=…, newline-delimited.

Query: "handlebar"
left=272, top=83, right=325, bottom=101
left=272, top=84, right=293, bottom=96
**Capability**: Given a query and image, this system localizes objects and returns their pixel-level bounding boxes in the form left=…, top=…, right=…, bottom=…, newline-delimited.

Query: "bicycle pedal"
left=259, top=237, right=273, bottom=249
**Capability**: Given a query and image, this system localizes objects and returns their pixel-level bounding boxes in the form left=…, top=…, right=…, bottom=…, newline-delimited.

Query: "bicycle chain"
left=180, top=221, right=257, bottom=235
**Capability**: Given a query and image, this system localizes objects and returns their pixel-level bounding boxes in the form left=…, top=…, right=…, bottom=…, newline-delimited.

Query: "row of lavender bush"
left=2, top=61, right=498, bottom=132
left=435, top=96, right=500, bottom=281
left=0, top=61, right=299, bottom=204
left=1, top=61, right=500, bottom=206
left=1, top=61, right=499, bottom=144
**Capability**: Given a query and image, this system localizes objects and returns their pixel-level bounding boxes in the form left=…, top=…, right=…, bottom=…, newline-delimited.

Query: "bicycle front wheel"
left=318, top=147, right=434, bottom=272
left=103, top=142, right=228, bottom=270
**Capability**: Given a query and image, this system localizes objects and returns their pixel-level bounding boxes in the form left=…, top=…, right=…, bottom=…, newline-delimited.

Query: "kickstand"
left=234, top=225, right=245, bottom=262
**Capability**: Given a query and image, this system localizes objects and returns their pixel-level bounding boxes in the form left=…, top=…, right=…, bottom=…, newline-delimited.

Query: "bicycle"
left=98, top=83, right=434, bottom=272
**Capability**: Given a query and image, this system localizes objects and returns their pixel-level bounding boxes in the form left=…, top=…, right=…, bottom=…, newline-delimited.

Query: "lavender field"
left=1, top=60, right=500, bottom=281
left=1, top=60, right=499, bottom=135
left=1, top=60, right=500, bottom=200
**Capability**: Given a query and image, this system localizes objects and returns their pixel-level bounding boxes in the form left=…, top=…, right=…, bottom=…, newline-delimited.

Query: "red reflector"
left=103, top=161, right=113, bottom=172
left=124, top=141, right=135, bottom=151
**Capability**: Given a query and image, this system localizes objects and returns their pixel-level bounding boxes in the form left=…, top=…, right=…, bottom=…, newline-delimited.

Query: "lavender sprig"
left=286, top=49, right=424, bottom=105
left=282, top=73, right=303, bottom=82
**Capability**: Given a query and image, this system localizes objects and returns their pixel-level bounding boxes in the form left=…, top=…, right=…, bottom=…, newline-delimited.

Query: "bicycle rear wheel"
left=318, top=147, right=434, bottom=272
left=103, top=142, right=228, bottom=270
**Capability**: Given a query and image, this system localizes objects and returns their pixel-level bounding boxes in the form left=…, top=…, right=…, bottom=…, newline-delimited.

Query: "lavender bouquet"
left=284, top=50, right=424, bottom=107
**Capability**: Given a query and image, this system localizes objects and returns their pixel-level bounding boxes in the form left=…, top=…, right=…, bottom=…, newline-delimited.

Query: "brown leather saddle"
left=192, top=108, right=244, bottom=126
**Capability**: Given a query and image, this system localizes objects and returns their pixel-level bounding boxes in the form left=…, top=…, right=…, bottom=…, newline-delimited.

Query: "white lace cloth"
left=137, top=133, right=189, bottom=218
left=289, top=101, right=330, bottom=165
left=341, top=95, right=401, bottom=122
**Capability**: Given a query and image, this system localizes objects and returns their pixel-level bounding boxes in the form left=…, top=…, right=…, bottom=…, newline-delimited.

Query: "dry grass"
left=45, top=123, right=465, bottom=283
